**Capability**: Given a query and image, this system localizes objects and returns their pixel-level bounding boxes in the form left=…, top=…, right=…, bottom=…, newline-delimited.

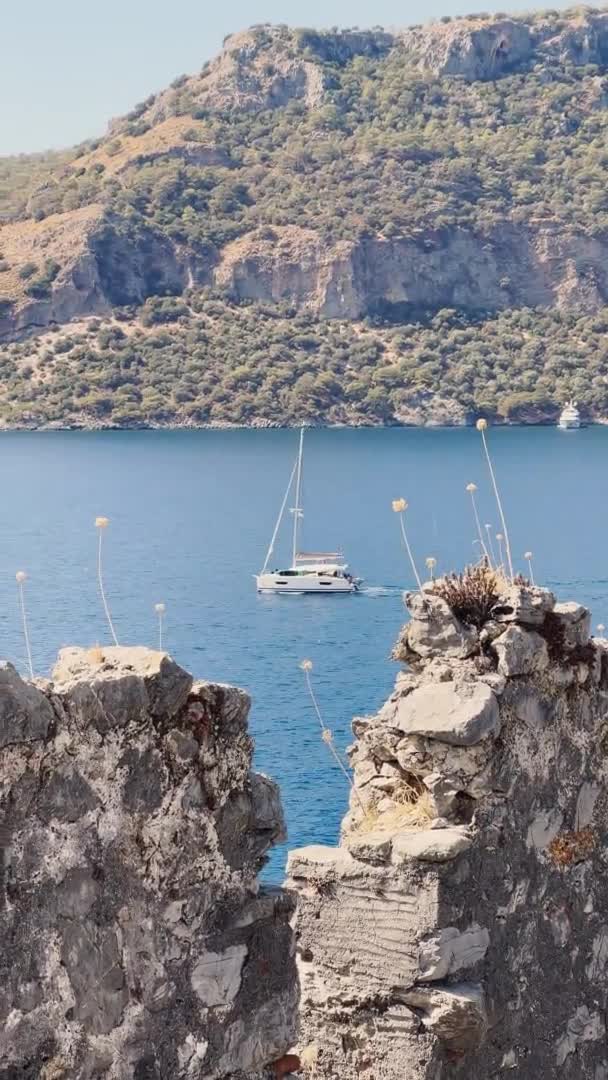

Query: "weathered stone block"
left=393, top=681, right=500, bottom=746
left=417, top=925, right=490, bottom=981
left=553, top=601, right=592, bottom=648
left=391, top=826, right=472, bottom=864
left=402, top=592, right=479, bottom=660
left=493, top=624, right=549, bottom=676
left=0, top=660, right=55, bottom=747
left=491, top=584, right=555, bottom=626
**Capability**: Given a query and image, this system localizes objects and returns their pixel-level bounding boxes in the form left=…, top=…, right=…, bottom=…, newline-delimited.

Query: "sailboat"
left=255, top=428, right=362, bottom=594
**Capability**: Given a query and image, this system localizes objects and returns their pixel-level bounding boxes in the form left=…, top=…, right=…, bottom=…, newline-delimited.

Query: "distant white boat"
left=255, top=428, right=362, bottom=594
left=558, top=400, right=581, bottom=429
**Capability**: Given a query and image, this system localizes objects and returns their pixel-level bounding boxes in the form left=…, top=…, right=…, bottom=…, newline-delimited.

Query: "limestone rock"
left=290, top=581, right=608, bottom=1079
left=52, top=645, right=193, bottom=726
left=393, top=681, right=500, bottom=746
left=555, top=1005, right=605, bottom=1067
left=422, top=771, right=459, bottom=818
left=0, top=649, right=297, bottom=1077
left=399, top=18, right=532, bottom=81
left=402, top=592, right=479, bottom=660
left=553, top=601, right=592, bottom=648
left=344, top=830, right=392, bottom=864
left=493, top=625, right=549, bottom=676
left=391, top=827, right=472, bottom=864
left=190, top=945, right=248, bottom=1006
left=287, top=844, right=358, bottom=880
left=0, top=660, right=55, bottom=747
left=491, top=584, right=555, bottom=626
left=400, top=984, right=487, bottom=1053
left=418, top=926, right=490, bottom=981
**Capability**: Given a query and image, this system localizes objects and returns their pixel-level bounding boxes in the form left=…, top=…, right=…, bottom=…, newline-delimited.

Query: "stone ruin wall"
left=0, top=646, right=297, bottom=1079
left=5, top=580, right=608, bottom=1079
left=288, top=581, right=608, bottom=1079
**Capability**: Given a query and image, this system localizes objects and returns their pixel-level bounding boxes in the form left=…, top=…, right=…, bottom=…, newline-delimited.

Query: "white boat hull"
left=256, top=572, right=358, bottom=594
left=558, top=420, right=581, bottom=429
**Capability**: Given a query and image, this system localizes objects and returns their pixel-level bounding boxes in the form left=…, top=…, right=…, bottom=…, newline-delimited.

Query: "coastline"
left=0, top=418, right=601, bottom=432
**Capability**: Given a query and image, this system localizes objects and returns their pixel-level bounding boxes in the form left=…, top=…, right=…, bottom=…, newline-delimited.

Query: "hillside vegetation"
left=3, top=9, right=608, bottom=427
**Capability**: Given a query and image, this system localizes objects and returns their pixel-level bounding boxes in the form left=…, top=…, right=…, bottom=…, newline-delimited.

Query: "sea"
left=1, top=425, right=606, bottom=881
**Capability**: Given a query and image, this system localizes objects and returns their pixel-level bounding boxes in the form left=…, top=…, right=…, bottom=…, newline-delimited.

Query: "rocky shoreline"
left=0, top=416, right=603, bottom=433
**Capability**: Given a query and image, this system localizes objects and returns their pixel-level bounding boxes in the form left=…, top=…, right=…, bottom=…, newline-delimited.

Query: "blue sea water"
left=1, top=425, right=607, bottom=881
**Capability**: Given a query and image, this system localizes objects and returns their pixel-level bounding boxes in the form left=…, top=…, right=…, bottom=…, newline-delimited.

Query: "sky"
left=4, top=0, right=576, bottom=156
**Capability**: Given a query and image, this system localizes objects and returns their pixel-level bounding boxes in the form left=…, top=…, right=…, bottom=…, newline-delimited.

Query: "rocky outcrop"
left=398, top=12, right=608, bottom=81
left=139, top=28, right=326, bottom=127
left=288, top=576, right=608, bottom=1077
left=0, top=646, right=297, bottom=1077
left=214, top=223, right=608, bottom=320
left=0, top=210, right=204, bottom=340
left=399, top=18, right=533, bottom=81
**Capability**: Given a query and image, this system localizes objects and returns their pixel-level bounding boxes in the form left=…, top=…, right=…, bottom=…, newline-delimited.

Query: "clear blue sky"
left=4, top=0, right=574, bottom=156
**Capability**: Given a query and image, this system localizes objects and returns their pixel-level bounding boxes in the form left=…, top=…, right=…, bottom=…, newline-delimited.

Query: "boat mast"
left=291, top=427, right=305, bottom=567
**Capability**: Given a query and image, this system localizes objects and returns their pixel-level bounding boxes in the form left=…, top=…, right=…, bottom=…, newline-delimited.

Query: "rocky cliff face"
left=4, top=213, right=608, bottom=341
left=215, top=223, right=608, bottom=320
left=0, top=210, right=199, bottom=340
left=0, top=647, right=297, bottom=1078
left=288, top=574, right=608, bottom=1077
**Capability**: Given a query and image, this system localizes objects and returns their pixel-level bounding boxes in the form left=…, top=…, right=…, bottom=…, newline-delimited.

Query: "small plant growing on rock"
left=95, top=516, right=119, bottom=646
left=16, top=570, right=34, bottom=679
left=477, top=419, right=514, bottom=581
left=353, top=776, right=435, bottom=835
left=300, top=660, right=368, bottom=817
left=431, top=564, right=504, bottom=629
left=155, top=602, right=166, bottom=651
left=524, top=551, right=535, bottom=584
left=392, top=498, right=424, bottom=594
left=484, top=523, right=496, bottom=564
left=466, top=482, right=491, bottom=565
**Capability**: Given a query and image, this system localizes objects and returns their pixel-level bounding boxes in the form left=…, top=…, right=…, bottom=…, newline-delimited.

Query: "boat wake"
left=358, top=585, right=403, bottom=598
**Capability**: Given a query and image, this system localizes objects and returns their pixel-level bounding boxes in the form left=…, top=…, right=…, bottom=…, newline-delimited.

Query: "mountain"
left=3, top=10, right=608, bottom=428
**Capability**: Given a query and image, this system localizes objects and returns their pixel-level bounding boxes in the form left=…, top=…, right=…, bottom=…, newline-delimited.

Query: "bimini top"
left=295, top=552, right=345, bottom=562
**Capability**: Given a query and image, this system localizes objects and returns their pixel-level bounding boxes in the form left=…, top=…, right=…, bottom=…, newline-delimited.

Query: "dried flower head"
left=597, top=624, right=605, bottom=634
left=321, top=728, right=333, bottom=744
left=300, top=659, right=313, bottom=672
left=95, top=515, right=119, bottom=646
left=155, top=602, right=166, bottom=615
left=392, top=497, right=407, bottom=513
left=496, top=532, right=504, bottom=541
left=15, top=570, right=33, bottom=679
left=524, top=551, right=533, bottom=560
left=425, top=556, right=437, bottom=569
left=466, top=482, right=477, bottom=493
left=476, top=418, right=488, bottom=431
